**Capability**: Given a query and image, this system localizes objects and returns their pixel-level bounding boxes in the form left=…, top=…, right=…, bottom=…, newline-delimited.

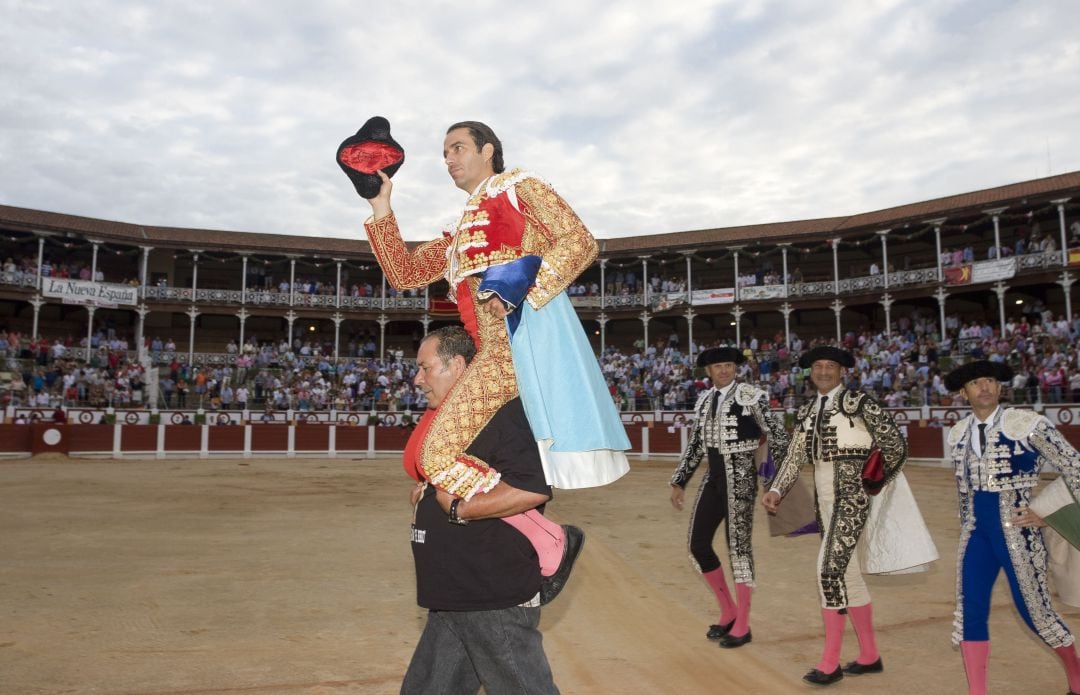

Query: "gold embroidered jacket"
left=363, top=169, right=598, bottom=499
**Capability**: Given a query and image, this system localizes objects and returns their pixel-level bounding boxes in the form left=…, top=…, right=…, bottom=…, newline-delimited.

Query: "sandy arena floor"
left=1, top=455, right=1077, bottom=694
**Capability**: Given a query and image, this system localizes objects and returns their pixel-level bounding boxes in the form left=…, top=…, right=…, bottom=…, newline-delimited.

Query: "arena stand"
left=2, top=171, right=1080, bottom=459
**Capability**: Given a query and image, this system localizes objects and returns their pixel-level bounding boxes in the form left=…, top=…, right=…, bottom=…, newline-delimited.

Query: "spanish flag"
left=944, top=265, right=972, bottom=285
left=1069, top=249, right=1080, bottom=266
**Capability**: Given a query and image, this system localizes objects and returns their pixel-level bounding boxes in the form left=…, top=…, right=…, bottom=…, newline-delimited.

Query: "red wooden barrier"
left=120, top=425, right=156, bottom=453
left=647, top=425, right=684, bottom=454
left=251, top=425, right=289, bottom=452
left=335, top=425, right=368, bottom=451
left=374, top=426, right=413, bottom=451
left=0, top=424, right=33, bottom=453
left=905, top=424, right=945, bottom=459
left=67, top=424, right=113, bottom=453
left=207, top=426, right=244, bottom=452
left=164, top=425, right=200, bottom=451
left=295, top=424, right=330, bottom=451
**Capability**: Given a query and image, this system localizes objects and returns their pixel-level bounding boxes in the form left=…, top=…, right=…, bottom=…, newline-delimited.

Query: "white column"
left=830, top=299, right=844, bottom=343
left=331, top=312, right=344, bottom=361
left=186, top=305, right=200, bottom=366
left=599, top=258, right=608, bottom=311
left=779, top=302, right=793, bottom=349
left=598, top=312, right=608, bottom=354
left=29, top=295, right=45, bottom=341
left=90, top=241, right=100, bottom=281
left=934, top=286, right=948, bottom=341
left=639, top=310, right=650, bottom=351
left=780, top=244, right=790, bottom=296
left=140, top=246, right=152, bottom=300
left=284, top=309, right=297, bottom=348
left=925, top=218, right=946, bottom=283
left=1053, top=198, right=1072, bottom=266
left=877, top=229, right=890, bottom=289
left=640, top=257, right=649, bottom=307
left=992, top=281, right=1008, bottom=339
left=1058, top=271, right=1075, bottom=325
left=35, top=236, right=45, bottom=290
left=191, top=252, right=200, bottom=299
left=880, top=292, right=893, bottom=338
left=831, top=238, right=841, bottom=295
left=335, top=260, right=343, bottom=309
left=237, top=307, right=249, bottom=349
left=685, top=307, right=695, bottom=362
left=731, top=305, right=744, bottom=346
left=732, top=247, right=742, bottom=302
left=984, top=207, right=1008, bottom=259
left=378, top=313, right=388, bottom=360
left=135, top=303, right=150, bottom=356
left=289, top=258, right=296, bottom=307
left=241, top=255, right=248, bottom=305
left=85, top=305, right=96, bottom=356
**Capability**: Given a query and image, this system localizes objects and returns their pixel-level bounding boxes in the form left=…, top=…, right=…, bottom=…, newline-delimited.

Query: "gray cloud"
left=2, top=1, right=1078, bottom=243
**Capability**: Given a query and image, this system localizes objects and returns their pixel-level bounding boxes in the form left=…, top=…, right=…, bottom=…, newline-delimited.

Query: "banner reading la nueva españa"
left=42, top=278, right=138, bottom=308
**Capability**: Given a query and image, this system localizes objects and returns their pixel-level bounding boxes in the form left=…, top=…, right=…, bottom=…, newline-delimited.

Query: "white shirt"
left=969, top=406, right=1001, bottom=459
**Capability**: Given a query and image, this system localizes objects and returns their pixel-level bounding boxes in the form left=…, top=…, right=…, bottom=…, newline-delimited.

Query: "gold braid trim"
left=363, top=213, right=451, bottom=290
left=515, top=177, right=598, bottom=309
left=419, top=276, right=519, bottom=500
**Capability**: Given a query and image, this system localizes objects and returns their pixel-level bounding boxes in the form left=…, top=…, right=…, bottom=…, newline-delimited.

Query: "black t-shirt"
left=410, top=397, right=552, bottom=611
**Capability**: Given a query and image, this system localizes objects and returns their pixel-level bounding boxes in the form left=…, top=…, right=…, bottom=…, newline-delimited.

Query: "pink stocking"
left=1055, top=644, right=1080, bottom=694
left=500, top=509, right=564, bottom=577
left=729, top=582, right=752, bottom=637
left=816, top=608, right=846, bottom=673
left=702, top=567, right=736, bottom=625
left=960, top=641, right=989, bottom=695
left=847, top=603, right=879, bottom=664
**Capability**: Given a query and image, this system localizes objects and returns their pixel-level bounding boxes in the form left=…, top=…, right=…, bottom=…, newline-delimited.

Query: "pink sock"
left=702, top=567, right=736, bottom=625
left=500, top=509, right=564, bottom=576
left=960, top=641, right=989, bottom=695
left=816, top=608, right=846, bottom=673
left=848, top=603, right=879, bottom=664
left=729, top=582, right=752, bottom=637
left=1055, top=645, right=1080, bottom=693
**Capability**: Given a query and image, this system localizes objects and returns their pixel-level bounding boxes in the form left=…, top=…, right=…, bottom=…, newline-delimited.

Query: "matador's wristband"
left=448, top=498, right=469, bottom=526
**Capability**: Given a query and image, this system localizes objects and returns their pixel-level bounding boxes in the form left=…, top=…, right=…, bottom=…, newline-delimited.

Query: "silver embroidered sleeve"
left=751, top=393, right=790, bottom=485
left=771, top=425, right=807, bottom=497
left=1030, top=419, right=1080, bottom=494
left=671, top=416, right=705, bottom=487
left=861, top=396, right=907, bottom=485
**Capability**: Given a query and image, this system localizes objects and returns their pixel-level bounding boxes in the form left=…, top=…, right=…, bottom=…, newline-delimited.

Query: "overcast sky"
left=3, top=1, right=1079, bottom=243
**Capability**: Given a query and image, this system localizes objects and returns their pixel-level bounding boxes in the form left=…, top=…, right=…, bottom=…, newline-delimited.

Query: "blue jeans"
left=401, top=606, right=559, bottom=695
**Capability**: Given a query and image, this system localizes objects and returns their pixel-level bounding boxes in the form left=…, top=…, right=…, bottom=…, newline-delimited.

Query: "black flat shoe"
left=718, top=630, right=751, bottom=648
left=706, top=620, right=735, bottom=640
left=803, top=666, right=844, bottom=686
left=842, top=657, right=883, bottom=675
left=539, top=525, right=585, bottom=606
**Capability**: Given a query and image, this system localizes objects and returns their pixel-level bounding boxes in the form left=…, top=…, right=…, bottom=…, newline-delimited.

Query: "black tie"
left=977, top=423, right=987, bottom=454
left=815, top=396, right=828, bottom=434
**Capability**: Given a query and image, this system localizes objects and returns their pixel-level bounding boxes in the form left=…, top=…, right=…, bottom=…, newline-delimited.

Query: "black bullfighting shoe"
left=539, top=525, right=585, bottom=606
left=706, top=620, right=735, bottom=640
left=802, top=666, right=844, bottom=686
left=842, top=657, right=883, bottom=675
left=718, top=629, right=752, bottom=649
left=336, top=116, right=405, bottom=199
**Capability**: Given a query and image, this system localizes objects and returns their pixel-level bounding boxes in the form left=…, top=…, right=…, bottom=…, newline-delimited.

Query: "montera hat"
left=697, top=346, right=745, bottom=367
left=944, top=360, right=1014, bottom=392
left=336, top=116, right=405, bottom=199
left=798, top=345, right=855, bottom=369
